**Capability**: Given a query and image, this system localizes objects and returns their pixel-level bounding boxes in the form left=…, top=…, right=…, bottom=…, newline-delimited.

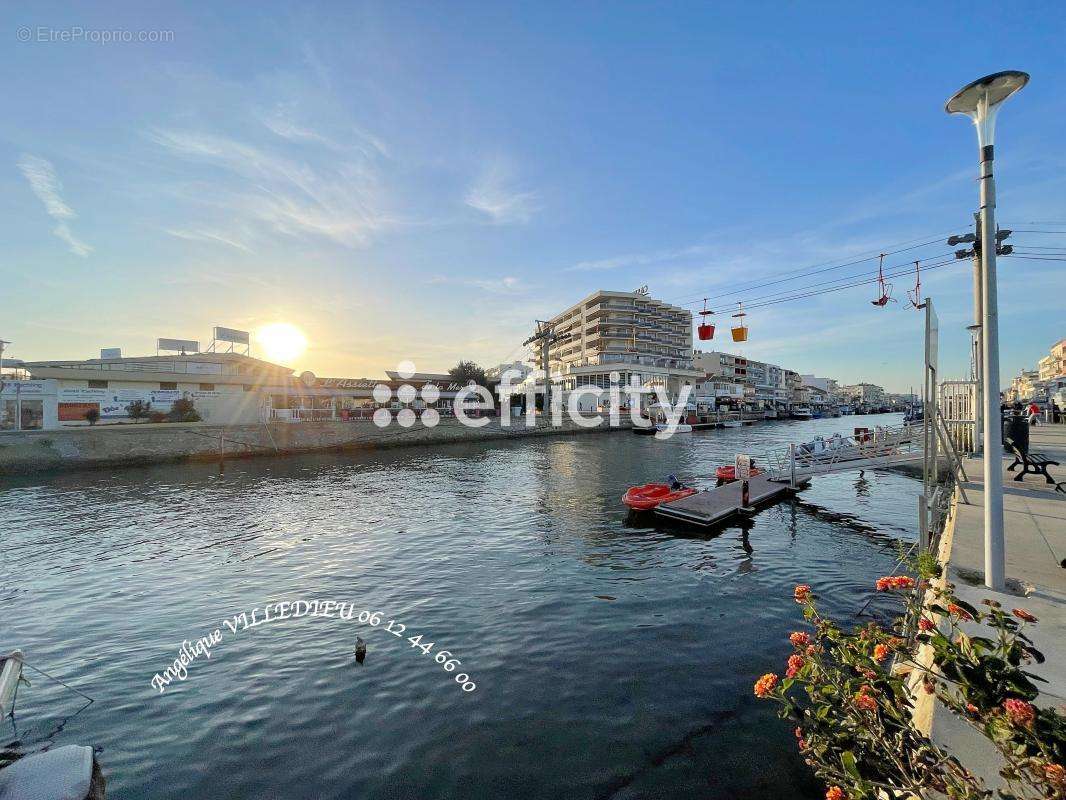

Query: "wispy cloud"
left=430, top=274, right=530, bottom=294
left=465, top=159, right=539, bottom=225
left=149, top=127, right=390, bottom=249
left=566, top=243, right=714, bottom=272
left=166, top=227, right=254, bottom=253
left=16, top=154, right=93, bottom=256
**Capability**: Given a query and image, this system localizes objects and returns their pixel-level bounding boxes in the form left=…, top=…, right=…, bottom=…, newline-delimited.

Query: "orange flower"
left=786, top=654, right=805, bottom=678
left=826, top=786, right=846, bottom=800
left=753, top=673, right=779, bottom=698
left=873, top=644, right=889, bottom=661
left=875, top=575, right=916, bottom=591
left=947, top=603, right=973, bottom=621
left=918, top=617, right=934, bottom=632
left=794, top=584, right=812, bottom=603
left=789, top=631, right=811, bottom=647
left=965, top=703, right=980, bottom=716
left=1044, top=763, right=1065, bottom=788
left=1002, top=699, right=1036, bottom=727
left=854, top=690, right=877, bottom=712
left=1012, top=608, right=1038, bottom=623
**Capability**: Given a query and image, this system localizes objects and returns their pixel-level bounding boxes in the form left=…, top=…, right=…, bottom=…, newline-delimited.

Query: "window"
left=159, top=382, right=177, bottom=390
left=199, top=383, right=215, bottom=391
left=88, top=380, right=108, bottom=389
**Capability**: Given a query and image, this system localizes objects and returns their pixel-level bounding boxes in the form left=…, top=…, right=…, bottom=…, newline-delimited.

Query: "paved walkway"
left=928, top=424, right=1066, bottom=785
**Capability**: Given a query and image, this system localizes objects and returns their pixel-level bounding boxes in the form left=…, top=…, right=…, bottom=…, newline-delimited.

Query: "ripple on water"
left=1, top=414, right=916, bottom=799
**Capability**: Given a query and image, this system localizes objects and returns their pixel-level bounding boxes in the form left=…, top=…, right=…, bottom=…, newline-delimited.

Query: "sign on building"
left=213, top=326, right=250, bottom=345
left=100, top=347, right=122, bottom=359
left=157, top=338, right=199, bottom=354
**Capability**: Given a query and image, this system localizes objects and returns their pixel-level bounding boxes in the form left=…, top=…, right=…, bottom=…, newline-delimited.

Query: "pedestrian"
left=1027, top=401, right=1040, bottom=426
left=1053, top=400, right=1062, bottom=424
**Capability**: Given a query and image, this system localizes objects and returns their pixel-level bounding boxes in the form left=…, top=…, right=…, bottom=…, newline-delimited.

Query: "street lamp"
left=946, top=70, right=1029, bottom=592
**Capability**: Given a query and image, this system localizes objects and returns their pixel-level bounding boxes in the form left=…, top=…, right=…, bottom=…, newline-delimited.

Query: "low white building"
left=23, top=352, right=290, bottom=426
left=0, top=379, right=59, bottom=431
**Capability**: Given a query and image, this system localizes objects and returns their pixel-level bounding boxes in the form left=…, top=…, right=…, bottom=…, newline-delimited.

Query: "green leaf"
left=840, top=750, right=860, bottom=779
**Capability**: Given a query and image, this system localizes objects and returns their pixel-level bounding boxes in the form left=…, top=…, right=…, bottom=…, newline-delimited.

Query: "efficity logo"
left=371, top=361, right=442, bottom=429
left=344, top=360, right=694, bottom=438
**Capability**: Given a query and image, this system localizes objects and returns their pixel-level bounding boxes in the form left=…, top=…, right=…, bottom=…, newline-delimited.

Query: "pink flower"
left=794, top=584, right=812, bottom=603
left=786, top=654, right=805, bottom=678
left=918, top=617, right=934, bottom=632
left=1002, top=699, right=1036, bottom=727
left=1012, top=608, right=1038, bottom=623
left=753, top=673, right=779, bottom=698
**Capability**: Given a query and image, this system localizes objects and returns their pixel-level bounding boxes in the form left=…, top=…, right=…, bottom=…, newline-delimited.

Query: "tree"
left=167, top=397, right=201, bottom=423
left=126, top=399, right=151, bottom=422
left=84, top=407, right=100, bottom=426
left=448, top=360, right=489, bottom=387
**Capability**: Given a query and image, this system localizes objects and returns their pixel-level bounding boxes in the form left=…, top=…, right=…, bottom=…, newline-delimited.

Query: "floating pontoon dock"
left=654, top=474, right=807, bottom=527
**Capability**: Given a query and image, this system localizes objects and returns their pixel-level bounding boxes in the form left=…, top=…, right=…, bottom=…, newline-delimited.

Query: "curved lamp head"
left=946, top=71, right=1029, bottom=150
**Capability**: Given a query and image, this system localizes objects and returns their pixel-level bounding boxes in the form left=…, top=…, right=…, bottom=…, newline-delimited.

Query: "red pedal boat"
left=622, top=483, right=697, bottom=511
left=715, top=465, right=762, bottom=482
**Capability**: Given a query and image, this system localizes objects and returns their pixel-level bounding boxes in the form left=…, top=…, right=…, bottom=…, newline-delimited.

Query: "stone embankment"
left=0, top=417, right=630, bottom=474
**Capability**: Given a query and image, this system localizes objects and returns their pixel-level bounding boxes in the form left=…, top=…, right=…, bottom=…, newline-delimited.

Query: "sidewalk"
left=927, top=425, right=1066, bottom=786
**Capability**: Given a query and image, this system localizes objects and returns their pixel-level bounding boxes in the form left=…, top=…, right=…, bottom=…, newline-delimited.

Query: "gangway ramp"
left=763, top=423, right=924, bottom=482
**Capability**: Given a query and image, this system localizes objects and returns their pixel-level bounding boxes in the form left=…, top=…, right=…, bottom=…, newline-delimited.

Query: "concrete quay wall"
left=0, top=417, right=629, bottom=475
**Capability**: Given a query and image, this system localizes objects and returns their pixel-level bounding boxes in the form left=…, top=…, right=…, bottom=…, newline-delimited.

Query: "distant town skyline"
left=3, top=3, right=1065, bottom=393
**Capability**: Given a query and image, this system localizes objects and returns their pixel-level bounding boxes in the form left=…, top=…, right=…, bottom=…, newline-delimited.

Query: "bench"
left=1005, top=436, right=1060, bottom=485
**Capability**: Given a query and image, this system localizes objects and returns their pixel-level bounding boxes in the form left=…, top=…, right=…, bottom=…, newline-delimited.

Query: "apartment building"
left=537, top=290, right=701, bottom=398
left=694, top=350, right=796, bottom=410
left=801, top=375, right=840, bottom=397
left=841, top=382, right=886, bottom=408
left=1038, top=338, right=1065, bottom=382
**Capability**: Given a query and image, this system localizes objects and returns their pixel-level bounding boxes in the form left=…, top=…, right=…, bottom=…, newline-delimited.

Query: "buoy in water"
left=355, top=637, right=367, bottom=665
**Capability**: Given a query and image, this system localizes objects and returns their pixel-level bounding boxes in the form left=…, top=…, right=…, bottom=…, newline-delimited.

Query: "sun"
left=256, top=322, right=308, bottom=364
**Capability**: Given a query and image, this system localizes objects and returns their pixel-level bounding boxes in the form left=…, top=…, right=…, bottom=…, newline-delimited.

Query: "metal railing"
left=939, top=380, right=979, bottom=454
left=763, top=423, right=924, bottom=483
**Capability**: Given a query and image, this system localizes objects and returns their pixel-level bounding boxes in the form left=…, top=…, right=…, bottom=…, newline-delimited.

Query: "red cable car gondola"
left=697, top=298, right=715, bottom=340
left=907, top=260, right=924, bottom=309
left=871, top=253, right=896, bottom=307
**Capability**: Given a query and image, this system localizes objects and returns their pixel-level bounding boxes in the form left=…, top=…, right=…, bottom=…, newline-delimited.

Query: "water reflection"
left=1, top=414, right=918, bottom=799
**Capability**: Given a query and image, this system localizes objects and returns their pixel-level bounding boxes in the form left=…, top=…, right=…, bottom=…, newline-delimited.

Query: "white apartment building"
left=537, top=290, right=701, bottom=399
left=842, top=383, right=886, bottom=408
left=693, top=350, right=794, bottom=410
left=801, top=375, right=840, bottom=398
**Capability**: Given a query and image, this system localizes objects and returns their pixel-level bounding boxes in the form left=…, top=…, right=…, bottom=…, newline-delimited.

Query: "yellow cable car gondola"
left=730, top=302, right=748, bottom=342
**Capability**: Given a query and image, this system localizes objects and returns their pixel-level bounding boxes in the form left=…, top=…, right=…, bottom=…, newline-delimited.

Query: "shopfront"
left=0, top=380, right=59, bottom=431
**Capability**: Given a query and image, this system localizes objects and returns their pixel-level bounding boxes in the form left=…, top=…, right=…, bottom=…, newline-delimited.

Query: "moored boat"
left=622, top=483, right=697, bottom=511
left=715, top=465, right=763, bottom=482
left=790, top=406, right=813, bottom=420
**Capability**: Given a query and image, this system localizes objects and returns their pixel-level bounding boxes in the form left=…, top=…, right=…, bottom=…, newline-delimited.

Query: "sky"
left=2, top=2, right=1064, bottom=392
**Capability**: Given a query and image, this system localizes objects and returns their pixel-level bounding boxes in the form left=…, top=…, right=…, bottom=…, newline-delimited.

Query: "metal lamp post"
left=946, top=71, right=1029, bottom=591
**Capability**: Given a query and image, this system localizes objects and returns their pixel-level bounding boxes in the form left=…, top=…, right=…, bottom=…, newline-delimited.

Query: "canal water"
left=2, top=414, right=918, bottom=799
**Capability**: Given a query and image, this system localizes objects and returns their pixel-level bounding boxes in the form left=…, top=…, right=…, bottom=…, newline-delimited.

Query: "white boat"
left=655, top=423, right=692, bottom=434
left=763, top=408, right=778, bottom=419
left=791, top=406, right=813, bottom=420
left=721, top=419, right=742, bottom=428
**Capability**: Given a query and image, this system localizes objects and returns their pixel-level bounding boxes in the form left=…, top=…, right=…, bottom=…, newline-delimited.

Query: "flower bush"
left=755, top=561, right=1066, bottom=800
